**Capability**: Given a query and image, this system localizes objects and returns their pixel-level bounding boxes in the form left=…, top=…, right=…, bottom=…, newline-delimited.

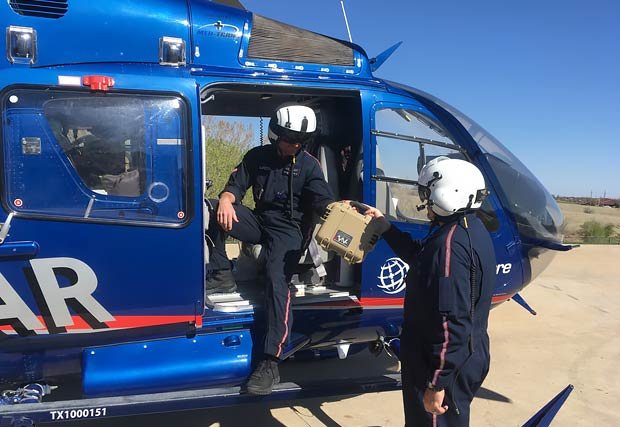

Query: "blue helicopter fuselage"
left=0, top=0, right=566, bottom=399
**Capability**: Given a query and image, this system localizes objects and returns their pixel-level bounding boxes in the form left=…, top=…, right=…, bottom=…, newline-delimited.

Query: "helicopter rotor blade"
left=211, top=0, right=245, bottom=10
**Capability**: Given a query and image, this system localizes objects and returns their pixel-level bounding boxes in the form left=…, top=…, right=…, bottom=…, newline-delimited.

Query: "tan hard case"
left=315, top=202, right=390, bottom=264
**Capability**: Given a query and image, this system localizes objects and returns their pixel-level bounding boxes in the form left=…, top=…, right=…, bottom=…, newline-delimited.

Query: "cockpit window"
left=373, top=107, right=466, bottom=222
left=388, top=82, right=565, bottom=242
left=482, top=145, right=564, bottom=241
left=430, top=97, right=564, bottom=241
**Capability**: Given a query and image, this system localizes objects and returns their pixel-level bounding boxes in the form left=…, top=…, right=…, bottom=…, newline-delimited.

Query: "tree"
left=202, top=117, right=257, bottom=206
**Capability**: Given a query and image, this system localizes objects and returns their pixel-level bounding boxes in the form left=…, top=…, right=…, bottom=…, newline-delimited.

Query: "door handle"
left=0, top=241, right=39, bottom=259
left=223, top=335, right=242, bottom=347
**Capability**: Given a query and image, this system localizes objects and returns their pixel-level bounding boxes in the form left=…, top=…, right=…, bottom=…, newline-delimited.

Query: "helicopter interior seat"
left=48, top=118, right=73, bottom=155
left=291, top=142, right=341, bottom=286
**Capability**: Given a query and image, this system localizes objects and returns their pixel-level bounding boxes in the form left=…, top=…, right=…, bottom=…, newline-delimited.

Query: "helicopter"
left=0, top=0, right=570, bottom=424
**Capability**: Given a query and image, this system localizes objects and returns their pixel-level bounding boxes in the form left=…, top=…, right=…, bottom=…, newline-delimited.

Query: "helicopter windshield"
left=390, top=82, right=564, bottom=243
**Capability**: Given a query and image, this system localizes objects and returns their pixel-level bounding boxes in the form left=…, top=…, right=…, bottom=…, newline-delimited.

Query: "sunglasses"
left=278, top=138, right=301, bottom=146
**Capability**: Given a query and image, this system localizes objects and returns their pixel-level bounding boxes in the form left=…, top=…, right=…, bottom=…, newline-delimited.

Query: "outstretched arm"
left=364, top=206, right=422, bottom=263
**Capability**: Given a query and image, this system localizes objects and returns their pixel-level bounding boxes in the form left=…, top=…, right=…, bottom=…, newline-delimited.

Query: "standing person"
left=364, top=157, right=496, bottom=426
left=205, top=103, right=334, bottom=395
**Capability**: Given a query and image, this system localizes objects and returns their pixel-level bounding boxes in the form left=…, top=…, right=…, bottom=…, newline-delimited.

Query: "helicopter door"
left=361, top=98, right=471, bottom=300
left=0, top=88, right=203, bottom=338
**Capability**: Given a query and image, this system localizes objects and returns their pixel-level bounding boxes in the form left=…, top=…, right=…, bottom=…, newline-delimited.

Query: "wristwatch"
left=427, top=382, right=445, bottom=392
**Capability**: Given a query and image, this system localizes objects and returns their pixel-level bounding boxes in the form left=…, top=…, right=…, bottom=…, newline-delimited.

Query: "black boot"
left=245, top=359, right=280, bottom=395
left=205, top=269, right=237, bottom=296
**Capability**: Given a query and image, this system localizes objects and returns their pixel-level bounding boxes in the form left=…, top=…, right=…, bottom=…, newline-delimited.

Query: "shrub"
left=579, top=220, right=616, bottom=243
left=583, top=207, right=594, bottom=214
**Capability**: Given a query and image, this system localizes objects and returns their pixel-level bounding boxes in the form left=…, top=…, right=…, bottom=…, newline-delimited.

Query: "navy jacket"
left=222, top=145, right=334, bottom=223
left=383, top=213, right=496, bottom=389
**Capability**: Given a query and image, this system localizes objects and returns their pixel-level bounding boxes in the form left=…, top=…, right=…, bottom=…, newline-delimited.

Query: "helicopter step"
left=205, top=285, right=355, bottom=313
left=205, top=292, right=253, bottom=313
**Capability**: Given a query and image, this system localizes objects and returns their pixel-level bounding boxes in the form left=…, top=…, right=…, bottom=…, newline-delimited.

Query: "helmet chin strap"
left=465, top=194, right=474, bottom=210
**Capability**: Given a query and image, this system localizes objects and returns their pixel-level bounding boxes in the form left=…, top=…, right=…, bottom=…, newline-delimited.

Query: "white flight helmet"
left=268, top=104, right=317, bottom=145
left=418, top=157, right=488, bottom=218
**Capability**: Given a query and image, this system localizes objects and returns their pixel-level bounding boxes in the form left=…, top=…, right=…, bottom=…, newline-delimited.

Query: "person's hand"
left=342, top=200, right=380, bottom=216
left=217, top=198, right=238, bottom=232
left=363, top=206, right=385, bottom=219
left=423, top=388, right=448, bottom=416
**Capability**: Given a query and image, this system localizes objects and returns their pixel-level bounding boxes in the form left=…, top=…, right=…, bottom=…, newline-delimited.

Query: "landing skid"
left=0, top=374, right=400, bottom=426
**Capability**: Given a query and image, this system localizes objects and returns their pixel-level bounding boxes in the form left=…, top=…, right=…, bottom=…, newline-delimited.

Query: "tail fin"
left=521, top=384, right=574, bottom=427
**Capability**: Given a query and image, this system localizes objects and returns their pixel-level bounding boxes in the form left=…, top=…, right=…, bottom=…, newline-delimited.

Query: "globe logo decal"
left=377, top=257, right=410, bottom=295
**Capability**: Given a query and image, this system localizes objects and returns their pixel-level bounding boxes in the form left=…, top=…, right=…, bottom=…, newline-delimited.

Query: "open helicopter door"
left=0, top=84, right=204, bottom=340
left=360, top=91, right=523, bottom=306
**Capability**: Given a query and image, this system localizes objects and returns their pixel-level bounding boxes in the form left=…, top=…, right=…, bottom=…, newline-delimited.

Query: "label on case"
left=333, top=230, right=353, bottom=248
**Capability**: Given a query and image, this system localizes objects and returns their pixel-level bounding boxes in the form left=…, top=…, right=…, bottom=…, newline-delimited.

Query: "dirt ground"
left=471, top=245, right=620, bottom=426
left=87, top=244, right=619, bottom=426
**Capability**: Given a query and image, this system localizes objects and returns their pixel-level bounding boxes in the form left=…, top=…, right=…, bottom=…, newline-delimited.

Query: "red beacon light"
left=82, top=75, right=115, bottom=91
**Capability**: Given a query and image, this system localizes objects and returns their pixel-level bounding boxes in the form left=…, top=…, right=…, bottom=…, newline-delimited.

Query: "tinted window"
left=45, top=97, right=146, bottom=197
left=2, top=90, right=189, bottom=225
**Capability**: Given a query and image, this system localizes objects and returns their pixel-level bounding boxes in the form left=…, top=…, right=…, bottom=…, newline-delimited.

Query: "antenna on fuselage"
left=340, top=1, right=353, bottom=43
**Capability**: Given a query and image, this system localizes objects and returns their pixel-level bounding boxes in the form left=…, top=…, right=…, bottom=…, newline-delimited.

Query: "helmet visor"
left=271, top=126, right=313, bottom=145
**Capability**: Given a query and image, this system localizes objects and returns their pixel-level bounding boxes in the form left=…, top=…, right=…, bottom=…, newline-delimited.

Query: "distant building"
left=555, top=196, right=619, bottom=208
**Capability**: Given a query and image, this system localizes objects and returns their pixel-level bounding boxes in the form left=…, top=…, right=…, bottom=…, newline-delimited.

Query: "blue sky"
left=241, top=0, right=619, bottom=198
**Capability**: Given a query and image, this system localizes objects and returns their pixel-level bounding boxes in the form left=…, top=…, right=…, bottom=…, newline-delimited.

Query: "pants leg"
left=260, top=217, right=303, bottom=359
left=402, top=350, right=489, bottom=427
left=205, top=201, right=262, bottom=271
left=402, top=362, right=433, bottom=427
left=440, top=348, right=490, bottom=427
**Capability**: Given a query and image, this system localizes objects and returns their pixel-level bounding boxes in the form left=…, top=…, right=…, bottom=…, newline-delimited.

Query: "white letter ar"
left=0, top=273, right=45, bottom=331
left=30, top=257, right=114, bottom=327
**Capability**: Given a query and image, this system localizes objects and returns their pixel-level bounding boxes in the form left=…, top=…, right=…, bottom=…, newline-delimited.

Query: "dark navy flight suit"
left=208, top=144, right=334, bottom=359
left=383, top=213, right=496, bottom=427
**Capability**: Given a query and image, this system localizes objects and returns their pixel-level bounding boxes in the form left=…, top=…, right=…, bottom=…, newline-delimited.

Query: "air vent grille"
left=9, top=0, right=68, bottom=19
left=248, top=15, right=354, bottom=67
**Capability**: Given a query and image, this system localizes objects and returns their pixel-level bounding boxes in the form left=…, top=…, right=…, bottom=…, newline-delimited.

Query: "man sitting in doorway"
left=205, top=103, right=334, bottom=395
